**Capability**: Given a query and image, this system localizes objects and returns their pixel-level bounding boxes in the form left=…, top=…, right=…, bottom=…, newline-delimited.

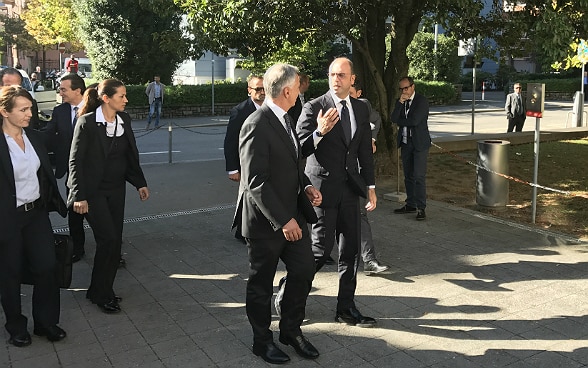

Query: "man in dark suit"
left=233, top=63, right=322, bottom=364
left=287, top=73, right=309, bottom=122
left=390, top=76, right=432, bottom=221
left=0, top=67, right=41, bottom=130
left=505, top=82, right=526, bottom=132
left=44, top=73, right=87, bottom=262
left=224, top=75, right=264, bottom=243
left=297, top=57, right=378, bottom=327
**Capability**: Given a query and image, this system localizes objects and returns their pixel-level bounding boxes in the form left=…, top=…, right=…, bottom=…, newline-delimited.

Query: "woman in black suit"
left=0, top=86, right=68, bottom=347
left=68, top=79, right=149, bottom=314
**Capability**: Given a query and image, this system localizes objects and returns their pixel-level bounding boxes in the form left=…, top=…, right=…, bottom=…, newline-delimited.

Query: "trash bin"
left=476, top=140, right=509, bottom=207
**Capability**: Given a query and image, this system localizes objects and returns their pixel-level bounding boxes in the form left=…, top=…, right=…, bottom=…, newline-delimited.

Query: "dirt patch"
left=376, top=138, right=588, bottom=241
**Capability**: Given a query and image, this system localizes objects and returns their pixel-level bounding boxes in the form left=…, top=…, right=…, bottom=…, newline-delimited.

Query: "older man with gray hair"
left=233, top=63, right=322, bottom=364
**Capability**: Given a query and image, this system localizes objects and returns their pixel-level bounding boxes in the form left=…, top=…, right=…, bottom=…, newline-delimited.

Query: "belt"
left=16, top=198, right=42, bottom=212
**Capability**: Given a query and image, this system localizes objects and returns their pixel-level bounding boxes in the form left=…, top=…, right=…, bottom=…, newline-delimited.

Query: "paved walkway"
left=2, top=158, right=588, bottom=367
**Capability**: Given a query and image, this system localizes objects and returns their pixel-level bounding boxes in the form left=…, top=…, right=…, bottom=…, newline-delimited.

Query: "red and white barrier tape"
left=431, top=142, right=588, bottom=199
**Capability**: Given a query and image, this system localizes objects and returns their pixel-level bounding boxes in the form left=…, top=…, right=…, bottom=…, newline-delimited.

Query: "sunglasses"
left=249, top=87, right=264, bottom=92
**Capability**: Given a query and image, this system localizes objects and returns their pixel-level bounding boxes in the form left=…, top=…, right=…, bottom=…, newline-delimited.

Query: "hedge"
left=124, top=79, right=458, bottom=107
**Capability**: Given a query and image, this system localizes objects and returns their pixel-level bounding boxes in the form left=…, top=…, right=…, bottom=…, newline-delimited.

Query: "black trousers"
left=0, top=207, right=59, bottom=335
left=312, top=184, right=361, bottom=311
left=85, top=185, right=125, bottom=304
left=401, top=139, right=429, bottom=209
left=246, top=229, right=315, bottom=345
left=507, top=115, right=526, bottom=132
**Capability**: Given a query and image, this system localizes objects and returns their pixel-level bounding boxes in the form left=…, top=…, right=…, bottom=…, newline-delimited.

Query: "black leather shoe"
left=8, top=332, right=31, bottom=347
left=324, top=255, right=335, bottom=265
left=335, top=307, right=376, bottom=327
left=118, top=256, right=126, bottom=268
left=252, top=342, right=290, bottom=364
left=363, top=260, right=390, bottom=275
left=72, top=251, right=85, bottom=263
left=394, top=205, right=417, bottom=214
left=279, top=334, right=319, bottom=359
left=34, top=325, right=66, bottom=342
left=416, top=209, right=426, bottom=221
left=114, top=295, right=123, bottom=303
left=97, top=299, right=121, bottom=314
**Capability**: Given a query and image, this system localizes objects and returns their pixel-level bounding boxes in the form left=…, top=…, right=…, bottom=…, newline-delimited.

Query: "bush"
left=124, top=78, right=457, bottom=107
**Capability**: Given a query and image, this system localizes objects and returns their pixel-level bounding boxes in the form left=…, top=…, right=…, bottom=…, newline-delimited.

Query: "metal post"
left=433, top=24, right=439, bottom=81
left=168, top=122, right=173, bottom=164
left=531, top=117, right=540, bottom=223
left=211, top=54, right=215, bottom=115
left=471, top=63, right=476, bottom=135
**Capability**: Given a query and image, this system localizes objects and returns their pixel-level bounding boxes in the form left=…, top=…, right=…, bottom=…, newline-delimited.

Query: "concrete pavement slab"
left=3, top=159, right=588, bottom=367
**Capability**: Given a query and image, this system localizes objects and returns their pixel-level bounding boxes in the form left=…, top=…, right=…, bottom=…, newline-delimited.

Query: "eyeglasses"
left=514, top=86, right=521, bottom=89
left=399, top=84, right=413, bottom=92
left=327, top=72, right=348, bottom=79
left=249, top=86, right=264, bottom=92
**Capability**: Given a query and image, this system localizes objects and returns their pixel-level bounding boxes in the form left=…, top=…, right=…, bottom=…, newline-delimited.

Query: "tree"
left=0, top=14, right=40, bottom=54
left=73, top=0, right=193, bottom=84
left=21, top=0, right=81, bottom=48
left=407, top=32, right=462, bottom=83
left=497, top=1, right=588, bottom=71
left=176, top=0, right=489, bottom=152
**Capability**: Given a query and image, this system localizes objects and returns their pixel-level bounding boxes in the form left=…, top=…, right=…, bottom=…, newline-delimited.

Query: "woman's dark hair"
left=0, top=86, right=34, bottom=125
left=79, top=79, right=124, bottom=116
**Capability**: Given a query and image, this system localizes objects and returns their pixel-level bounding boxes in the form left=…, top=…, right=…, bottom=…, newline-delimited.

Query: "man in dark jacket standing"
left=390, top=76, right=432, bottom=221
left=224, top=75, right=264, bottom=243
left=44, top=73, right=87, bottom=262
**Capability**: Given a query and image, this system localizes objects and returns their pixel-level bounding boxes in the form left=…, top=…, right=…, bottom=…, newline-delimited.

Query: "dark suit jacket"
left=390, top=92, right=432, bottom=151
left=0, top=128, right=67, bottom=241
left=287, top=95, right=303, bottom=123
left=297, top=92, right=375, bottom=207
left=224, top=98, right=258, bottom=172
left=44, top=102, right=75, bottom=179
left=232, top=104, right=317, bottom=239
left=67, top=111, right=147, bottom=207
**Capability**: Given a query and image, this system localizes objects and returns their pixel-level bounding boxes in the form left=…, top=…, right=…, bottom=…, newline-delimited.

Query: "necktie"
left=404, top=99, right=411, bottom=117
left=516, top=94, right=522, bottom=115
left=340, top=100, right=351, bottom=144
left=403, top=99, right=411, bottom=144
left=283, top=113, right=297, bottom=152
left=72, top=106, right=78, bottom=128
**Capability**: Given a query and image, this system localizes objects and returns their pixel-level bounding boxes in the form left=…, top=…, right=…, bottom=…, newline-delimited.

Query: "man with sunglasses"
left=391, top=76, right=431, bottom=221
left=224, top=74, right=265, bottom=243
left=505, top=83, right=526, bottom=132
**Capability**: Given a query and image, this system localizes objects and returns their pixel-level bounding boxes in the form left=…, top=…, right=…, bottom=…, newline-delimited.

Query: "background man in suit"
left=0, top=68, right=41, bottom=130
left=287, top=73, right=310, bottom=122
left=348, top=81, right=389, bottom=275
left=505, top=82, right=526, bottom=132
left=391, top=76, right=432, bottom=221
left=44, top=73, right=87, bottom=262
left=224, top=75, right=264, bottom=243
left=233, top=63, right=322, bottom=364
left=145, top=75, right=165, bottom=130
left=297, top=57, right=378, bottom=327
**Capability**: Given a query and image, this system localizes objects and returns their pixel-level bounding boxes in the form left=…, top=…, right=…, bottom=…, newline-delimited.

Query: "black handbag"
left=22, top=233, right=73, bottom=289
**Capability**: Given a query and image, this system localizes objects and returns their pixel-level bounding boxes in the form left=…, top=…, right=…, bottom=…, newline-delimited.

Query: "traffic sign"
left=578, top=39, right=588, bottom=64
left=58, top=42, right=66, bottom=54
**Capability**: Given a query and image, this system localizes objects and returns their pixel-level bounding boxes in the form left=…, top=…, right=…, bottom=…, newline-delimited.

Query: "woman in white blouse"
left=0, top=85, right=67, bottom=347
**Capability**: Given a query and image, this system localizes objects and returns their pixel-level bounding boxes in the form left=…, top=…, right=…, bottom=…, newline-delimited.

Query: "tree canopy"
left=21, top=0, right=81, bottom=49
left=72, top=0, right=192, bottom=84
